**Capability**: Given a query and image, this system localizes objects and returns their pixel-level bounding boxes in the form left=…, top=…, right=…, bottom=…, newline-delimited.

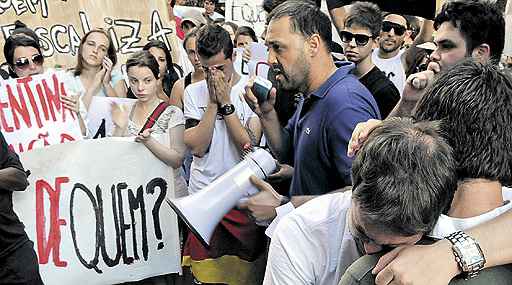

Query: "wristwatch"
left=445, top=231, right=486, bottom=280
left=219, top=104, right=235, bottom=116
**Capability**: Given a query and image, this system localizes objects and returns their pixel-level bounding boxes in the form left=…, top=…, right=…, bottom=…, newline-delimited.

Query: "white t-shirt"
left=263, top=192, right=360, bottom=285
left=431, top=188, right=512, bottom=238
left=183, top=75, right=256, bottom=194
left=178, top=42, right=195, bottom=77
left=372, top=49, right=406, bottom=95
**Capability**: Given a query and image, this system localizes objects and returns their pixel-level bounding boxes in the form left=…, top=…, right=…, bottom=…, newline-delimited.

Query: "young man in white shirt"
left=372, top=13, right=433, bottom=95
left=182, top=24, right=264, bottom=284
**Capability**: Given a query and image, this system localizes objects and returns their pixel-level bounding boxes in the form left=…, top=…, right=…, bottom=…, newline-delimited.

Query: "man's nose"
left=267, top=50, right=278, bottom=65
left=430, top=48, right=441, bottom=62
left=349, top=38, right=358, bottom=47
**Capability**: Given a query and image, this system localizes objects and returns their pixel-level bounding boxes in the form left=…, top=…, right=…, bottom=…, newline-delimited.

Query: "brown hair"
left=73, top=28, right=117, bottom=76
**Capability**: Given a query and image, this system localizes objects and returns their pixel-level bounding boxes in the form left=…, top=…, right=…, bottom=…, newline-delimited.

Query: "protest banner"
left=0, top=70, right=83, bottom=153
left=226, top=0, right=266, bottom=40
left=0, top=0, right=179, bottom=69
left=14, top=136, right=181, bottom=285
left=233, top=43, right=270, bottom=80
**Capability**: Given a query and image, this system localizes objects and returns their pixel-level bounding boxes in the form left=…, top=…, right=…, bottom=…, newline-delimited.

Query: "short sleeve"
left=160, top=105, right=185, bottom=130
left=110, top=69, right=124, bottom=86
left=183, top=86, right=202, bottom=121
left=327, top=91, right=380, bottom=185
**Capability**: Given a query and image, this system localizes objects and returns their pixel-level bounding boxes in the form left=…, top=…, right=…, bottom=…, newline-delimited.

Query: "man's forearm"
left=261, top=110, right=288, bottom=160
left=469, top=209, right=512, bottom=268
left=184, top=103, right=217, bottom=156
left=0, top=167, right=28, bottom=191
left=424, top=209, right=512, bottom=282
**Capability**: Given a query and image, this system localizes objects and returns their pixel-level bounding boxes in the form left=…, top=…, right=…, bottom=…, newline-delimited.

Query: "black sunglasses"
left=339, top=31, right=373, bottom=46
left=382, top=21, right=406, bottom=36
left=14, top=54, right=44, bottom=69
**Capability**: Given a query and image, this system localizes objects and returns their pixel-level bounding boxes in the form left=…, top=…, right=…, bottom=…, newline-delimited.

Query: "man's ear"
left=372, top=38, right=379, bottom=50
left=306, top=34, right=322, bottom=57
left=471, top=43, right=491, bottom=63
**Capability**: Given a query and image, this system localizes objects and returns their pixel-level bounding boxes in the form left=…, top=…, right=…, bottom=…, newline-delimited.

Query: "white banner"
left=0, top=71, right=83, bottom=153
left=226, top=0, right=266, bottom=41
left=14, top=137, right=181, bottom=285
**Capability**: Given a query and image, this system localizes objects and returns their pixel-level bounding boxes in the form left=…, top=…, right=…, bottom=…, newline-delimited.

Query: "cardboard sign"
left=0, top=0, right=179, bottom=69
left=226, top=0, right=266, bottom=40
left=14, top=136, right=181, bottom=284
left=0, top=70, right=83, bottom=153
left=86, top=97, right=136, bottom=139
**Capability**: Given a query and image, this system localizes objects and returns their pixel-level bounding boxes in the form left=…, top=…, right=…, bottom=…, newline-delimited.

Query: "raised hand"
left=244, top=76, right=277, bottom=117
left=102, top=57, right=114, bottom=87
left=61, top=92, right=80, bottom=115
left=209, top=69, right=232, bottom=106
left=111, top=102, right=130, bottom=130
left=347, top=119, right=382, bottom=157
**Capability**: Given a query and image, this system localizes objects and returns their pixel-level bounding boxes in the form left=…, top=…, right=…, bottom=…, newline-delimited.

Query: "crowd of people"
left=1, top=0, right=512, bottom=285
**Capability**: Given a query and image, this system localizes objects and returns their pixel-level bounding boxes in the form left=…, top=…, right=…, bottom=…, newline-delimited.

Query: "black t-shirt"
left=359, top=66, right=400, bottom=119
left=0, top=132, right=29, bottom=258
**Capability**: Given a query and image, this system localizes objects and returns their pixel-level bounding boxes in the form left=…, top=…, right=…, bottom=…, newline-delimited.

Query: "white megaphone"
left=167, top=148, right=277, bottom=246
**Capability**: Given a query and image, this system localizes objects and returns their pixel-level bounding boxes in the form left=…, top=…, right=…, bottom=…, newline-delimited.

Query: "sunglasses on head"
left=382, top=21, right=406, bottom=36
left=339, top=31, right=373, bottom=46
left=14, top=54, right=44, bottom=69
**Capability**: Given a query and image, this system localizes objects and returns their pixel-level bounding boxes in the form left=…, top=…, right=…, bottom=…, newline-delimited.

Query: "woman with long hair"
left=124, top=40, right=183, bottom=101
left=69, top=28, right=125, bottom=110
left=111, top=50, right=187, bottom=198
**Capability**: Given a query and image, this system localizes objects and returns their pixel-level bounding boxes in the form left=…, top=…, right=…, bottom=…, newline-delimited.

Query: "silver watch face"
left=458, top=240, right=484, bottom=266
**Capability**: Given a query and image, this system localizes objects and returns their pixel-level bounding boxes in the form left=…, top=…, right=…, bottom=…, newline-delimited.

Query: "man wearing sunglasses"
left=340, top=2, right=400, bottom=118
left=372, top=13, right=433, bottom=95
left=387, top=0, right=506, bottom=119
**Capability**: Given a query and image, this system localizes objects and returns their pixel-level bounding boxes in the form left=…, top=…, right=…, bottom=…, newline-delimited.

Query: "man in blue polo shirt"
left=243, top=0, right=379, bottom=224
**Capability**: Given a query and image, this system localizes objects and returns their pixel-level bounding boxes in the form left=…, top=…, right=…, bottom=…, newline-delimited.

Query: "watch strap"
left=219, top=104, right=235, bottom=116
left=446, top=231, right=486, bottom=280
